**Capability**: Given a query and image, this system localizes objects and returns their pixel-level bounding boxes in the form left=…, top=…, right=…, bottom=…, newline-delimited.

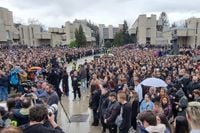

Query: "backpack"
left=10, top=72, right=19, bottom=85
left=115, top=106, right=123, bottom=127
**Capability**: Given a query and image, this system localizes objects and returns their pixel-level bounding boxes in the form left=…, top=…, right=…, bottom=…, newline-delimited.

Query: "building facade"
left=130, top=14, right=157, bottom=45
left=0, top=7, right=14, bottom=43
left=0, top=7, right=95, bottom=47
left=99, top=24, right=122, bottom=46
left=65, top=19, right=96, bottom=46
left=130, top=14, right=200, bottom=48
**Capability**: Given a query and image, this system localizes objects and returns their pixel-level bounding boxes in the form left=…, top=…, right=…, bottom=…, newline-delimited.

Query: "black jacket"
left=105, top=100, right=120, bottom=125
left=23, top=123, right=64, bottom=133
left=90, top=89, right=101, bottom=110
left=98, top=93, right=109, bottom=118
left=72, top=76, right=81, bottom=88
left=120, top=102, right=132, bottom=131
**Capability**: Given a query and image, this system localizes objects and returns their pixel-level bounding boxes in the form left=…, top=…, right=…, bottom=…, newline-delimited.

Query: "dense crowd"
left=87, top=47, right=200, bottom=133
left=0, top=47, right=100, bottom=132
left=0, top=45, right=199, bottom=133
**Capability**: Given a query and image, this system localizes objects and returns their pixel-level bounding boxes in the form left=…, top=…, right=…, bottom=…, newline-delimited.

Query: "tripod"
left=59, top=100, right=71, bottom=123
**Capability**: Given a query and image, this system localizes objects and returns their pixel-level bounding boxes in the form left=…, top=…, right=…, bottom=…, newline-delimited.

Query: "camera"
left=21, top=80, right=36, bottom=88
left=24, top=93, right=33, bottom=97
left=48, top=104, right=58, bottom=116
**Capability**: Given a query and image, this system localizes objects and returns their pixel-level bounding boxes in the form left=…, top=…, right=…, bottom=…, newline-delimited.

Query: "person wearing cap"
left=104, top=92, right=120, bottom=133
left=186, top=102, right=200, bottom=133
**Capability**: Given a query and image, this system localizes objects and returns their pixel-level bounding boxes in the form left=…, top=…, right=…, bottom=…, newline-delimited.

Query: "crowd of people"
left=0, top=47, right=100, bottom=132
left=88, top=47, right=200, bottom=133
left=0, top=45, right=199, bottom=133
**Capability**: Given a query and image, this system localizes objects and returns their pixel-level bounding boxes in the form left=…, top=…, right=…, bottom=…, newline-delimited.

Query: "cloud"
left=1, top=0, right=200, bottom=27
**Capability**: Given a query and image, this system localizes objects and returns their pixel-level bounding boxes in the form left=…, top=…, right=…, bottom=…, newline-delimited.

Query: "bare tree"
left=27, top=18, right=46, bottom=32
left=171, top=22, right=177, bottom=28
left=158, top=12, right=169, bottom=31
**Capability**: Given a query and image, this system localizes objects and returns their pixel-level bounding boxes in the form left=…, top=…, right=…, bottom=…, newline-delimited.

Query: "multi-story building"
left=0, top=7, right=95, bottom=47
left=130, top=14, right=200, bottom=48
left=129, top=14, right=157, bottom=45
left=65, top=19, right=96, bottom=46
left=99, top=24, right=122, bottom=46
left=0, top=7, right=14, bottom=43
left=162, top=17, right=200, bottom=48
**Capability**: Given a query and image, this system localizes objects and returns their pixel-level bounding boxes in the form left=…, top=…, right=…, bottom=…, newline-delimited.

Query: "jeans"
left=0, top=86, right=8, bottom=101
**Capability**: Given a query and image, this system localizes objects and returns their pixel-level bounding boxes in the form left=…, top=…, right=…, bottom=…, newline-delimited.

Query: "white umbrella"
left=140, top=77, right=167, bottom=88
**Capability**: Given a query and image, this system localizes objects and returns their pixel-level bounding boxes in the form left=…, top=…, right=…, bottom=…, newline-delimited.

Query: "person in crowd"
left=45, top=84, right=59, bottom=122
left=174, top=116, right=190, bottom=133
left=175, top=90, right=188, bottom=117
left=90, top=84, right=101, bottom=126
left=33, top=82, right=48, bottom=100
left=192, top=89, right=200, bottom=102
left=156, top=113, right=172, bottom=133
left=71, top=71, right=81, bottom=101
left=46, top=84, right=59, bottom=106
left=140, top=94, right=154, bottom=112
left=186, top=102, right=200, bottom=133
left=138, top=111, right=166, bottom=133
left=79, top=64, right=87, bottom=92
left=129, top=90, right=139, bottom=131
left=161, top=96, right=172, bottom=120
left=0, top=106, right=10, bottom=129
left=61, top=69, right=69, bottom=96
left=23, top=104, right=64, bottom=133
left=47, top=68, right=62, bottom=100
left=0, top=70, right=9, bottom=101
left=12, top=97, right=32, bottom=126
left=117, top=91, right=132, bottom=133
left=98, top=83, right=110, bottom=133
left=133, top=77, right=143, bottom=103
left=148, top=87, right=157, bottom=102
left=153, top=101, right=164, bottom=115
left=104, top=92, right=120, bottom=133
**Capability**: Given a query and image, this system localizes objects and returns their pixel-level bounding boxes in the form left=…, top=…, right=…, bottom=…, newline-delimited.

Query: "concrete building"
left=0, top=7, right=14, bottom=43
left=162, top=17, right=200, bottom=48
left=65, top=19, right=96, bottom=46
left=99, top=24, right=122, bottom=46
left=48, top=27, right=67, bottom=47
left=19, top=24, right=49, bottom=46
left=129, top=14, right=157, bottom=45
left=130, top=14, right=200, bottom=48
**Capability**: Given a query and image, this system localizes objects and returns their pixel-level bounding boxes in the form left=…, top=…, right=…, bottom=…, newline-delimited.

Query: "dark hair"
left=139, top=111, right=157, bottom=126
left=6, top=98, right=16, bottom=112
left=109, top=92, right=117, bottom=98
left=158, top=113, right=172, bottom=133
left=29, top=104, right=48, bottom=122
left=21, top=98, right=32, bottom=108
left=174, top=116, right=190, bottom=133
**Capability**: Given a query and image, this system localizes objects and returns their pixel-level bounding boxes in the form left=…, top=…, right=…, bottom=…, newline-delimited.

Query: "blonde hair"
left=186, top=102, right=200, bottom=128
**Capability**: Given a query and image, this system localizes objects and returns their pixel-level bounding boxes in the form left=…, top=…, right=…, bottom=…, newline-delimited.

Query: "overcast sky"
left=1, top=0, right=200, bottom=27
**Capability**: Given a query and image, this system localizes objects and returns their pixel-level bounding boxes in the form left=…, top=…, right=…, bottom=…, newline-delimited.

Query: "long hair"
left=174, top=116, right=190, bottom=133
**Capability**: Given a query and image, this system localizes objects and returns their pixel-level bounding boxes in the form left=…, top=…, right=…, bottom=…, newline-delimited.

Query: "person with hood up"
left=175, top=89, right=188, bottom=117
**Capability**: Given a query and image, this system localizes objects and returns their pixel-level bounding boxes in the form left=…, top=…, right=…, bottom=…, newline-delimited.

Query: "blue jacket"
left=140, top=100, right=154, bottom=112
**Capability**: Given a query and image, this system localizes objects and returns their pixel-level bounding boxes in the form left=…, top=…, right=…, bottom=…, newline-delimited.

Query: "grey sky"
left=1, top=0, right=200, bottom=27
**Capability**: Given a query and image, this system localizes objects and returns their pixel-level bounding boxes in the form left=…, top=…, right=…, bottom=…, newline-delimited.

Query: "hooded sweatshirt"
left=145, top=124, right=166, bottom=133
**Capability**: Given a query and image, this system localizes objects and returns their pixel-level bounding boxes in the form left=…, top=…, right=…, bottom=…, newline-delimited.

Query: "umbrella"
left=28, top=66, right=42, bottom=72
left=140, top=77, right=167, bottom=88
